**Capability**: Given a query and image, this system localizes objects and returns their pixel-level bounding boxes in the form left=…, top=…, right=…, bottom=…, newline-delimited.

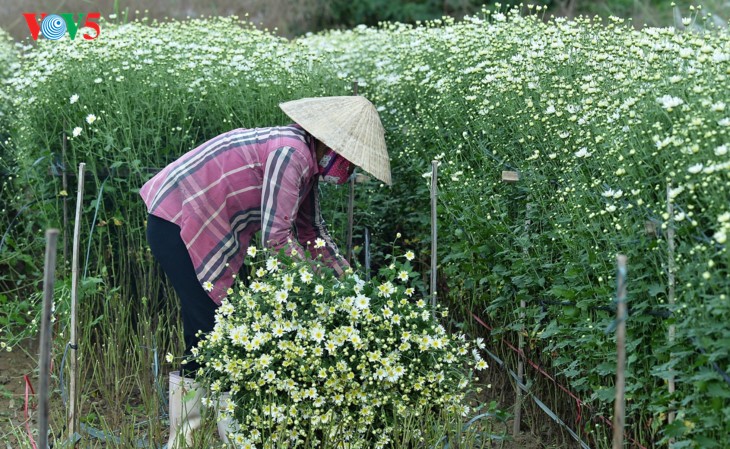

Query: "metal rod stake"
left=39, top=229, right=60, bottom=449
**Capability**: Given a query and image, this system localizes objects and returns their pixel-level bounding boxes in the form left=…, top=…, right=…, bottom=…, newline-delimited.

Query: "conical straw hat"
left=280, top=96, right=391, bottom=185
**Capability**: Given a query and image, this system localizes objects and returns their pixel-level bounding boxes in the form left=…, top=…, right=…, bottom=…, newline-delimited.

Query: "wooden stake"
left=345, top=80, right=359, bottom=264
left=666, top=185, right=676, bottom=425
left=430, top=161, right=438, bottom=312
left=502, top=167, right=525, bottom=434
left=514, top=203, right=530, bottom=437
left=68, top=163, right=85, bottom=444
left=39, top=229, right=60, bottom=449
left=613, top=255, right=628, bottom=449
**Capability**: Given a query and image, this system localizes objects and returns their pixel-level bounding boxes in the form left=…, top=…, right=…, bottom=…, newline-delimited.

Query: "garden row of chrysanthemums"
left=1, top=6, right=728, bottom=447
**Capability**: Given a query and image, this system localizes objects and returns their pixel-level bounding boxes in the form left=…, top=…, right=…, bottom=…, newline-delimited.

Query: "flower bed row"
left=299, top=7, right=730, bottom=446
left=1, top=6, right=728, bottom=447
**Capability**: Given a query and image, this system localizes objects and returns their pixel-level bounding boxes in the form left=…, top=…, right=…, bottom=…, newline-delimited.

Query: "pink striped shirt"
left=140, top=125, right=349, bottom=304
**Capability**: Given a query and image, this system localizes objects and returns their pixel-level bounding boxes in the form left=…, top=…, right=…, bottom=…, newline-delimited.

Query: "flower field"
left=0, top=4, right=728, bottom=448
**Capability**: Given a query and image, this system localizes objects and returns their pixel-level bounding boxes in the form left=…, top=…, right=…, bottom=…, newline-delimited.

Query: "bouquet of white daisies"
left=193, top=245, right=487, bottom=448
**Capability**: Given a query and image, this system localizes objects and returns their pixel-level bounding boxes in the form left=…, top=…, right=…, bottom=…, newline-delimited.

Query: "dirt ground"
left=0, top=338, right=39, bottom=448
left=0, top=338, right=569, bottom=449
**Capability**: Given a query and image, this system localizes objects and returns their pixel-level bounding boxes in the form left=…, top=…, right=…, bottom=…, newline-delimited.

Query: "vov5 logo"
left=23, top=13, right=101, bottom=41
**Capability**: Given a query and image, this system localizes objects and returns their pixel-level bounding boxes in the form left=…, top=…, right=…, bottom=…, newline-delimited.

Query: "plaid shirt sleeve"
left=295, top=179, right=350, bottom=277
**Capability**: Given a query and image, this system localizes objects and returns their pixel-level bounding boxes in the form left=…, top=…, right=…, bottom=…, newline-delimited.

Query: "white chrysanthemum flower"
left=314, top=238, right=326, bottom=248
left=656, top=95, right=684, bottom=110
left=714, top=145, right=728, bottom=156
left=274, top=289, right=288, bottom=303
left=219, top=300, right=235, bottom=316
left=300, top=271, right=313, bottom=283
left=85, top=114, right=97, bottom=124
left=247, top=246, right=257, bottom=257
left=72, top=127, right=82, bottom=137
left=602, top=188, right=623, bottom=199
left=714, top=230, right=727, bottom=244
left=354, top=294, right=370, bottom=310
left=229, top=325, right=246, bottom=345
left=263, top=370, right=276, bottom=383
left=574, top=147, right=591, bottom=158
left=271, top=323, right=285, bottom=338
left=687, top=163, right=704, bottom=174
left=250, top=281, right=265, bottom=292
left=202, top=281, right=214, bottom=292
left=310, top=325, right=326, bottom=342
left=405, top=250, right=415, bottom=261
left=668, top=186, right=684, bottom=199
left=266, top=257, right=279, bottom=272
left=377, top=282, right=396, bottom=298
left=69, top=94, right=79, bottom=104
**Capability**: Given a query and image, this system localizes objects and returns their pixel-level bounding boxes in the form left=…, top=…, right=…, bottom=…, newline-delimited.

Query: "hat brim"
left=280, top=96, right=392, bottom=185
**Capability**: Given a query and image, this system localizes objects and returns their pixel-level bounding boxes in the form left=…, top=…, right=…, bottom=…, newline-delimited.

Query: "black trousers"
left=146, top=213, right=217, bottom=376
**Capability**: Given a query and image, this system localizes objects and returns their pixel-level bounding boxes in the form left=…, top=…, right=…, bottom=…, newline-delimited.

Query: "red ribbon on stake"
left=24, top=374, right=38, bottom=449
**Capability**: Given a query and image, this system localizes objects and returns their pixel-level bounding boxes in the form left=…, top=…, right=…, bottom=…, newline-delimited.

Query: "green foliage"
left=300, top=5, right=730, bottom=446
left=321, top=0, right=488, bottom=28
left=0, top=26, right=17, bottom=178
left=0, top=28, right=22, bottom=310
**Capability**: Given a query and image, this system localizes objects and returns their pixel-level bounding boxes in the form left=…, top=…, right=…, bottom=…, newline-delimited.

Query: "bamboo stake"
left=39, top=229, right=60, bottom=449
left=514, top=203, right=530, bottom=437
left=430, top=161, right=438, bottom=312
left=666, top=185, right=676, bottom=425
left=68, top=162, right=85, bottom=444
left=62, top=131, right=69, bottom=266
left=613, top=255, right=628, bottom=449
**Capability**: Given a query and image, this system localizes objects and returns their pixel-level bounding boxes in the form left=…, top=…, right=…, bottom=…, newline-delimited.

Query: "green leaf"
left=549, top=285, right=575, bottom=300
left=648, top=284, right=665, bottom=297
left=706, top=381, right=730, bottom=399
left=592, top=386, right=616, bottom=403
